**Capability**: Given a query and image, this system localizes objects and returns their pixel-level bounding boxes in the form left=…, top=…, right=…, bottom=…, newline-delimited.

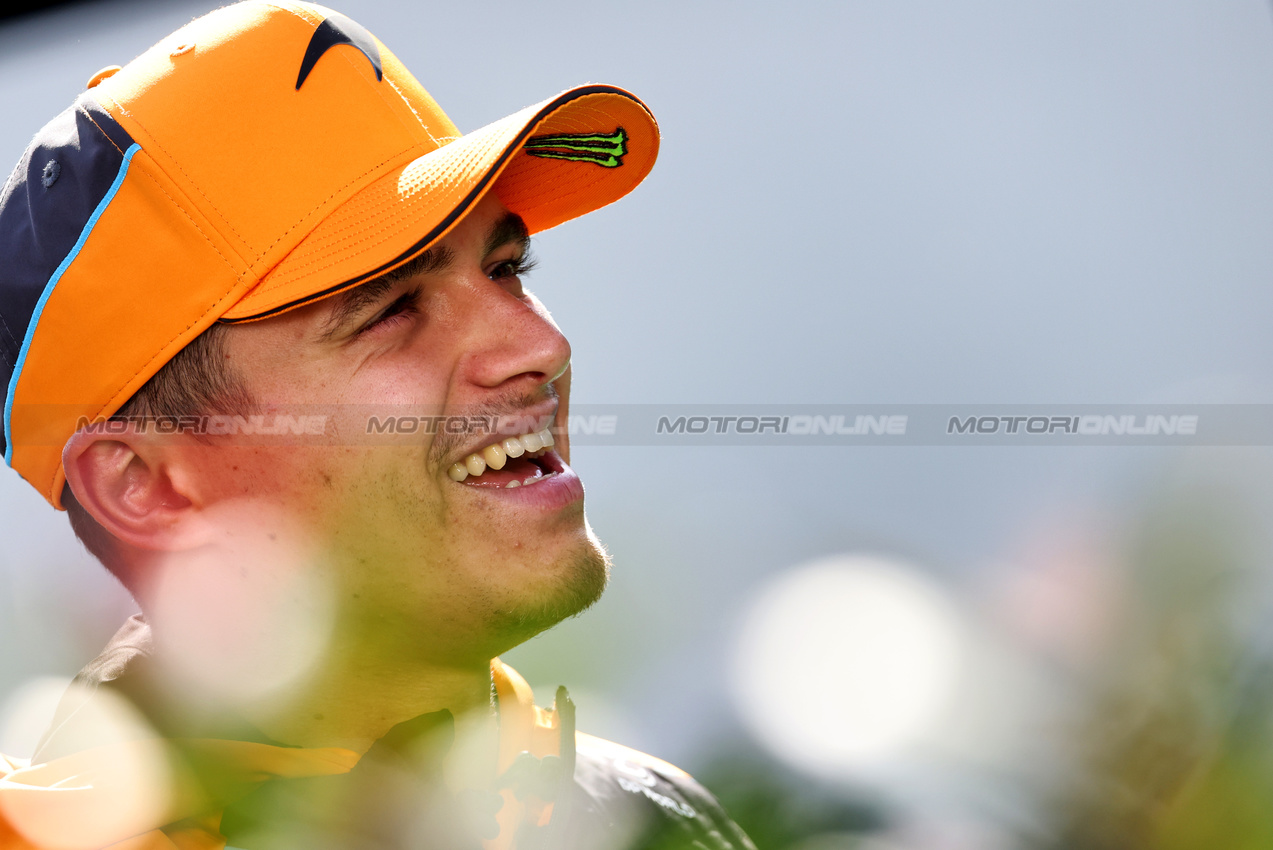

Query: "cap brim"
left=221, top=85, right=658, bottom=322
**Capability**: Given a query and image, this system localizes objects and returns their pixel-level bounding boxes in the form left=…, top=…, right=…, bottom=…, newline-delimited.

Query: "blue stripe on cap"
left=0, top=96, right=137, bottom=461
left=3, top=142, right=141, bottom=467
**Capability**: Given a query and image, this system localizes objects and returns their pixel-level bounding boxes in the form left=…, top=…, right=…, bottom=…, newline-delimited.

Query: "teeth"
left=482, top=443, right=507, bottom=470
left=452, top=428, right=557, bottom=484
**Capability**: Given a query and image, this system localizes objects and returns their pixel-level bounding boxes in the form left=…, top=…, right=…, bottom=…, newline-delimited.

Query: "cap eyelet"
left=41, top=160, right=60, bottom=189
left=170, top=42, right=195, bottom=57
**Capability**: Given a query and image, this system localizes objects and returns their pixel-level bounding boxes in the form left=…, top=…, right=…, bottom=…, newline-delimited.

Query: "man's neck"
left=237, top=653, right=495, bottom=753
left=136, top=546, right=501, bottom=754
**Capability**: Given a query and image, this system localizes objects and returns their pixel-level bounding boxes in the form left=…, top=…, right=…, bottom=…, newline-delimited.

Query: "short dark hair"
left=62, top=321, right=253, bottom=594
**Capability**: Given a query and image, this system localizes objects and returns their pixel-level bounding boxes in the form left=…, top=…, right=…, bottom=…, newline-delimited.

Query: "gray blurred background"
left=5, top=2, right=1273, bottom=848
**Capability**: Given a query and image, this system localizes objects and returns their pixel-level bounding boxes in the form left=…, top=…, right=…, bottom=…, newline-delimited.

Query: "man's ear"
left=62, top=426, right=208, bottom=551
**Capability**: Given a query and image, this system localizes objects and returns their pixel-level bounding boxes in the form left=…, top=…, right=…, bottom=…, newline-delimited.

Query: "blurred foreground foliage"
left=693, top=745, right=887, bottom=850
left=692, top=462, right=1273, bottom=850
left=1048, top=469, right=1273, bottom=850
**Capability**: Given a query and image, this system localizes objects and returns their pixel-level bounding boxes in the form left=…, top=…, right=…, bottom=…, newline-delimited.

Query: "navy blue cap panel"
left=0, top=95, right=134, bottom=457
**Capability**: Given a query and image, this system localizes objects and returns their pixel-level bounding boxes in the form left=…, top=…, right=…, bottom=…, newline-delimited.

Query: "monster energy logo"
left=524, top=128, right=628, bottom=168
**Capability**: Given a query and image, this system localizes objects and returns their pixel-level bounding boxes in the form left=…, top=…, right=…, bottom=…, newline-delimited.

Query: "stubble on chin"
left=487, top=528, right=612, bottom=648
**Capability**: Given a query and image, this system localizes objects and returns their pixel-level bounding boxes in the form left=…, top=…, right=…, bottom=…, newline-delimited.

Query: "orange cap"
left=0, top=1, right=658, bottom=507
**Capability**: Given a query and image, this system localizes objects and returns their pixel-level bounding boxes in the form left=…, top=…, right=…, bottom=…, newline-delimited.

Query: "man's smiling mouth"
left=446, top=428, right=558, bottom=488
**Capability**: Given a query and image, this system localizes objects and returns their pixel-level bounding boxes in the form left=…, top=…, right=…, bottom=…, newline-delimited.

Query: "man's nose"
left=459, top=284, right=571, bottom=393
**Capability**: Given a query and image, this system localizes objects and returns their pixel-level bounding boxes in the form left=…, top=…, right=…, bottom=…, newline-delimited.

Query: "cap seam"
left=0, top=313, right=19, bottom=368
left=131, top=158, right=242, bottom=274
left=325, top=41, right=432, bottom=146
left=261, top=0, right=322, bottom=26
left=105, top=98, right=252, bottom=251
left=244, top=156, right=486, bottom=294
left=253, top=157, right=484, bottom=283
left=252, top=198, right=452, bottom=288
left=384, top=75, right=441, bottom=147
left=78, top=106, right=128, bottom=160
left=246, top=146, right=419, bottom=278
left=50, top=269, right=248, bottom=502
left=224, top=280, right=361, bottom=323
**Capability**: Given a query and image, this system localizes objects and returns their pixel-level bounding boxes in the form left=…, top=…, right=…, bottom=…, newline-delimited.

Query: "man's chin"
left=488, top=535, right=611, bottom=648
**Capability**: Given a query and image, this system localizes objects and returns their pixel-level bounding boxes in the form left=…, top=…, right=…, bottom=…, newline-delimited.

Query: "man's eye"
left=489, top=254, right=537, bottom=282
left=358, top=291, right=418, bottom=336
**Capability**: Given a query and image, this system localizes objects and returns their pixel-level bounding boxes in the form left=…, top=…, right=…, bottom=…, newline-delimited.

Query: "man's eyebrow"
left=315, top=213, right=527, bottom=341
left=484, top=212, right=530, bottom=258
left=317, top=245, right=453, bottom=341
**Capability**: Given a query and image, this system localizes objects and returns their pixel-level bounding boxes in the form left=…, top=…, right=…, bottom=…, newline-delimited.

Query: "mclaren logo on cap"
left=296, top=12, right=383, bottom=90
left=524, top=128, right=628, bottom=168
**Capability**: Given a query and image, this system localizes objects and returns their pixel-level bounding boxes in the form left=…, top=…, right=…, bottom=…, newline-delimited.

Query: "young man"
left=0, top=3, right=754, bottom=847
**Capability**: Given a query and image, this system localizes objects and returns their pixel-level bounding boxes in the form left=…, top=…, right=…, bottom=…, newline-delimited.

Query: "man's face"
left=180, top=192, right=608, bottom=667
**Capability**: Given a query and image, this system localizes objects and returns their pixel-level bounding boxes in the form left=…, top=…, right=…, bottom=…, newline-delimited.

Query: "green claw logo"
left=524, top=128, right=628, bottom=168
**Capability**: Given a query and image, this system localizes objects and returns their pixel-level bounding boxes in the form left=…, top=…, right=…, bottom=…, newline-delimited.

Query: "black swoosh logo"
left=295, top=13, right=383, bottom=91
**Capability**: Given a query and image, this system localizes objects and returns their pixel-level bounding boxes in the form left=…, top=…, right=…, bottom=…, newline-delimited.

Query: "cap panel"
left=0, top=99, right=137, bottom=460
left=376, top=43, right=462, bottom=146
left=95, top=1, right=436, bottom=269
left=7, top=149, right=248, bottom=505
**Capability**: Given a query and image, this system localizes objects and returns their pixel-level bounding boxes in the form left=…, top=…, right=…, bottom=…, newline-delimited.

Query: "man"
left=0, top=2, right=754, bottom=847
